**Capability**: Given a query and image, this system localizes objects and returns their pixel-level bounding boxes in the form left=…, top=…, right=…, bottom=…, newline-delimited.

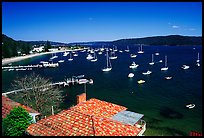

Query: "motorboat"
left=129, top=62, right=139, bottom=69
left=186, top=104, right=195, bottom=109
left=86, top=54, right=94, bottom=60
left=142, top=70, right=152, bottom=75
left=196, top=62, right=200, bottom=67
left=181, top=65, right=190, bottom=70
left=128, top=73, right=134, bottom=78
left=58, top=60, right=64, bottom=63
left=130, top=54, right=137, bottom=58
left=165, top=76, right=172, bottom=80
left=73, top=53, right=78, bottom=57
left=138, top=80, right=145, bottom=84
left=78, top=79, right=89, bottom=84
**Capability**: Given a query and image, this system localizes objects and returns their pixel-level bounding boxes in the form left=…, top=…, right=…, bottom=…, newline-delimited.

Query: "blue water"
left=2, top=45, right=202, bottom=135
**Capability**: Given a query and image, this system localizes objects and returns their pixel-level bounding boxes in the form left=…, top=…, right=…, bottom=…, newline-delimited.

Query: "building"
left=32, top=46, right=44, bottom=53
left=26, top=93, right=146, bottom=136
left=2, top=95, right=41, bottom=123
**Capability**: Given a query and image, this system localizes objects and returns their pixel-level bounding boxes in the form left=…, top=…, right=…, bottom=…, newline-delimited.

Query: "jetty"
left=2, top=75, right=93, bottom=96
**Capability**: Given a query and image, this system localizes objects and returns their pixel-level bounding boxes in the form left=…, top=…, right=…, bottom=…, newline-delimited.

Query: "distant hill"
left=112, top=35, right=202, bottom=46
left=69, top=35, right=202, bottom=46
left=27, top=41, right=68, bottom=46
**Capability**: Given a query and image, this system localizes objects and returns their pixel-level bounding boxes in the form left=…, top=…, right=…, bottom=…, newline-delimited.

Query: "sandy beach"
left=2, top=50, right=66, bottom=66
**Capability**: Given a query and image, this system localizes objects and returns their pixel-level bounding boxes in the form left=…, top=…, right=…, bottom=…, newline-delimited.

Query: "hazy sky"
left=2, top=2, right=202, bottom=43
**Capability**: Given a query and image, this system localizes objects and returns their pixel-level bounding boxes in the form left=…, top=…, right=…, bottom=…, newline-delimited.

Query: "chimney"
left=77, top=93, right=86, bottom=104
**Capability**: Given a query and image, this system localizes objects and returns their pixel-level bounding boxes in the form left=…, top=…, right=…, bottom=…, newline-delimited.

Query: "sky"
left=2, top=2, right=202, bottom=43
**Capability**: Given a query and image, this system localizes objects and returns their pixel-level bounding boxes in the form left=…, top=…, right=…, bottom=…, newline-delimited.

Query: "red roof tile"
left=2, top=95, right=39, bottom=118
left=26, top=98, right=143, bottom=136
left=70, top=98, right=127, bottom=118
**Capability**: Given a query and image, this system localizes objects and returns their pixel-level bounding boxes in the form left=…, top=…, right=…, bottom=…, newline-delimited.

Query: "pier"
left=2, top=76, right=93, bottom=96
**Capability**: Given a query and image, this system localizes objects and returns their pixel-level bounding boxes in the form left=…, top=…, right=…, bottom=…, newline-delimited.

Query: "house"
left=2, top=95, right=41, bottom=123
left=26, top=93, right=146, bottom=136
left=32, top=46, right=44, bottom=53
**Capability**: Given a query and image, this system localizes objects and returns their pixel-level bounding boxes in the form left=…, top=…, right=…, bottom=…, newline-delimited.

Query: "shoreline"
left=2, top=50, right=67, bottom=66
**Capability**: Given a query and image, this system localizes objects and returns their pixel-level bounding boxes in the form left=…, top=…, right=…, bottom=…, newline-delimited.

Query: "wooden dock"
left=2, top=77, right=93, bottom=96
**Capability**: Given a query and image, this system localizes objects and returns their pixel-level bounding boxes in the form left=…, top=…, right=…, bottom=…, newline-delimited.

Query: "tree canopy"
left=2, top=106, right=33, bottom=136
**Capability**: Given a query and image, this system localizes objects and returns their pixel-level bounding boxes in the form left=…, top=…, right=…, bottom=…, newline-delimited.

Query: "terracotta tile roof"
left=26, top=98, right=143, bottom=136
left=70, top=98, right=127, bottom=118
left=2, top=95, right=39, bottom=118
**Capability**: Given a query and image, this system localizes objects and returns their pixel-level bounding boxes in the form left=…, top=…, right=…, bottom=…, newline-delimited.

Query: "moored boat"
left=138, top=80, right=145, bottom=84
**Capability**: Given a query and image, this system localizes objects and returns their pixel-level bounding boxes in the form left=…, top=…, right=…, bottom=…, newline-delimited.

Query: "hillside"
left=112, top=35, right=202, bottom=46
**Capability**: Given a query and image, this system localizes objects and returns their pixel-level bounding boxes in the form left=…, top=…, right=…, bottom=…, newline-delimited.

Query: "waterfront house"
left=2, top=95, right=41, bottom=123
left=26, top=93, right=146, bottom=136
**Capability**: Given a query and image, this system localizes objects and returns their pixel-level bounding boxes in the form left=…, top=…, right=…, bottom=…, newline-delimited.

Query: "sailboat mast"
left=152, top=54, right=154, bottom=62
left=141, top=45, right=142, bottom=51
left=165, top=56, right=167, bottom=67
left=198, top=52, right=199, bottom=60
left=106, top=50, right=108, bottom=68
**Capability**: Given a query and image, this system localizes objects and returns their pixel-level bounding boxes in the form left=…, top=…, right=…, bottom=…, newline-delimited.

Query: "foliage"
left=44, top=40, right=52, bottom=52
left=2, top=106, right=33, bottom=136
left=11, top=73, right=64, bottom=116
left=2, top=34, right=32, bottom=58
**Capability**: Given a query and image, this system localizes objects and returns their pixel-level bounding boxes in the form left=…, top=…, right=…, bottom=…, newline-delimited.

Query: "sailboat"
left=110, top=50, right=117, bottom=59
left=102, top=50, right=112, bottom=72
left=125, top=46, right=130, bottom=52
left=149, top=54, right=155, bottom=65
left=63, top=51, right=69, bottom=56
left=155, top=49, right=159, bottom=55
left=161, top=55, right=168, bottom=71
left=138, top=44, right=144, bottom=54
left=142, top=70, right=152, bottom=75
left=68, top=52, right=73, bottom=61
left=129, top=62, right=139, bottom=69
left=50, top=52, right=58, bottom=60
left=90, top=51, right=98, bottom=62
left=196, top=52, right=200, bottom=62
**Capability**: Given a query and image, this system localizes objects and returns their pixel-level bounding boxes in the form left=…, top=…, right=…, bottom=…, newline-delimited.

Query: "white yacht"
left=86, top=54, right=94, bottom=60
left=149, top=54, right=155, bottom=65
left=181, top=65, right=190, bottom=70
left=161, top=56, right=168, bottom=71
left=129, top=62, right=139, bottom=69
left=90, top=52, right=98, bottom=62
left=138, top=80, right=145, bottom=84
left=63, top=51, right=69, bottom=56
left=68, top=52, right=73, bottom=61
left=196, top=52, right=200, bottom=62
left=142, top=70, right=152, bottom=75
left=109, top=51, right=117, bottom=60
left=128, top=73, right=134, bottom=78
left=102, top=50, right=112, bottom=72
left=125, top=46, right=130, bottom=52
left=138, top=45, right=144, bottom=54
left=130, top=54, right=137, bottom=58
left=58, top=60, right=64, bottom=63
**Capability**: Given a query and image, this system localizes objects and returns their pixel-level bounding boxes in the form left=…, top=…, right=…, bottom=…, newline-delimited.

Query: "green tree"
left=45, top=40, right=51, bottom=52
left=2, top=106, right=33, bottom=136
